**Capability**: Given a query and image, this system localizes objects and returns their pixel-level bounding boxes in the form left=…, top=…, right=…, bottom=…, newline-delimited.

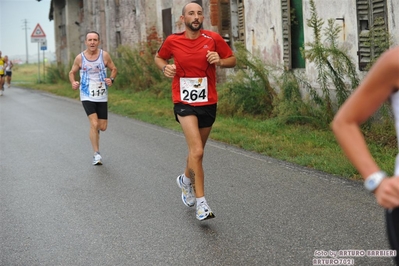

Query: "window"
left=208, top=0, right=245, bottom=47
left=116, top=31, right=121, bottom=47
left=227, top=0, right=245, bottom=46
left=281, top=0, right=291, bottom=68
left=237, top=0, right=245, bottom=44
left=281, top=0, right=305, bottom=69
left=356, top=0, right=388, bottom=71
left=219, top=0, right=232, bottom=46
left=162, top=8, right=172, bottom=38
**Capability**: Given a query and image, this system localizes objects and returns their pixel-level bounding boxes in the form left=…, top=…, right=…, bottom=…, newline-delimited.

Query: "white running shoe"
left=92, top=152, right=102, bottom=165
left=196, top=201, right=215, bottom=221
left=176, top=175, right=195, bottom=207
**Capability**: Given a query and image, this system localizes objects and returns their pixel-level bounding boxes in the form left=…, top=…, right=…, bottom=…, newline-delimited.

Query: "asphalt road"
left=0, top=87, right=396, bottom=266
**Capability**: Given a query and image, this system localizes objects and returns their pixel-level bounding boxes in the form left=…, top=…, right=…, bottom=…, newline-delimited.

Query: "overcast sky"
left=0, top=0, right=55, bottom=61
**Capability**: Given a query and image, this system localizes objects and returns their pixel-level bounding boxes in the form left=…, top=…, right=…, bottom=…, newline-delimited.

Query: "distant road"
left=0, top=87, right=395, bottom=265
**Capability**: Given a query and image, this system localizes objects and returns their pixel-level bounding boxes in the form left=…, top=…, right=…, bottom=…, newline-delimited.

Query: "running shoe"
left=196, top=201, right=215, bottom=221
left=176, top=175, right=195, bottom=207
left=92, top=152, right=102, bottom=165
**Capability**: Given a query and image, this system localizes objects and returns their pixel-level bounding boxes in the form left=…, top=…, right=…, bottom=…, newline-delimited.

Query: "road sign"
left=40, top=40, right=47, bottom=51
left=31, top=23, right=46, bottom=43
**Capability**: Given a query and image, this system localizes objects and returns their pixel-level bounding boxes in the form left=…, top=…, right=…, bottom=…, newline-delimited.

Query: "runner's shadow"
left=199, top=222, right=218, bottom=236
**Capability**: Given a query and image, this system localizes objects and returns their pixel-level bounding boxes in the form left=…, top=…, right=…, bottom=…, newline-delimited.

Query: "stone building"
left=48, top=0, right=399, bottom=82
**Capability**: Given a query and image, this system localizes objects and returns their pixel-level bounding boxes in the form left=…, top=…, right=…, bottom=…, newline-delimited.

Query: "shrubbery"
left=44, top=0, right=394, bottom=139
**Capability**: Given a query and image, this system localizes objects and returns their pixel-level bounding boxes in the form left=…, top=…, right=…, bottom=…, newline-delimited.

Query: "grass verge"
left=12, top=64, right=397, bottom=180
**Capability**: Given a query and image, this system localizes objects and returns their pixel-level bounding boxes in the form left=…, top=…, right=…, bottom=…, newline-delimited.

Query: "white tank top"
left=390, top=91, right=399, bottom=175
left=79, top=50, right=108, bottom=102
left=5, top=62, right=11, bottom=72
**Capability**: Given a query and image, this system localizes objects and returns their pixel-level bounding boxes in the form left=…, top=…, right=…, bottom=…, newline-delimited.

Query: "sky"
left=0, top=0, right=55, bottom=62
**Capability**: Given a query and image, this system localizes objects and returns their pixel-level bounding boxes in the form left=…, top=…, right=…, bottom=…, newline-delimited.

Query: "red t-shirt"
left=157, top=30, right=234, bottom=106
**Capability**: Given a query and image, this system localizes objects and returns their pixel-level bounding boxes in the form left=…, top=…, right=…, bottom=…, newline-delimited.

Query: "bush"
left=218, top=43, right=276, bottom=118
left=46, top=63, right=70, bottom=84
left=301, top=0, right=359, bottom=120
left=272, top=70, right=328, bottom=128
left=114, top=42, right=170, bottom=98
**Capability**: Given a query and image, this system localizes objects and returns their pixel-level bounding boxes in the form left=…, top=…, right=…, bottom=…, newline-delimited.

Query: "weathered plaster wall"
left=243, top=0, right=284, bottom=65
left=52, top=0, right=399, bottom=87
left=303, top=0, right=359, bottom=84
left=304, top=0, right=398, bottom=82
left=388, top=0, right=399, bottom=45
left=65, top=0, right=81, bottom=62
left=115, top=0, right=140, bottom=48
left=52, top=0, right=65, bottom=64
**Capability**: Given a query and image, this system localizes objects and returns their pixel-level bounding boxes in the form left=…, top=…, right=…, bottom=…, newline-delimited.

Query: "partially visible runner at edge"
left=4, top=55, right=13, bottom=88
left=0, top=51, right=5, bottom=95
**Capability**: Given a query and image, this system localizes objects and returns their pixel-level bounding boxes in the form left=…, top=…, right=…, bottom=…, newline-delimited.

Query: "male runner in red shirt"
left=155, top=1, right=236, bottom=221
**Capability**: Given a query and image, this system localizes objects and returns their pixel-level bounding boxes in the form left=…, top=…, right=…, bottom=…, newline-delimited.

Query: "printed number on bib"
left=89, top=82, right=107, bottom=99
left=180, top=77, right=208, bottom=103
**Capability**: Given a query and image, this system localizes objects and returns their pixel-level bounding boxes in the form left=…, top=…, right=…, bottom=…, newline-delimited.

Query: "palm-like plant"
left=301, top=0, right=359, bottom=119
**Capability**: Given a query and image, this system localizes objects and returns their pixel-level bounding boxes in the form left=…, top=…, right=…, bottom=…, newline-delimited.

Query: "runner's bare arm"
left=103, top=51, right=118, bottom=86
left=206, top=51, right=236, bottom=68
left=154, top=52, right=176, bottom=78
left=69, top=55, right=81, bottom=90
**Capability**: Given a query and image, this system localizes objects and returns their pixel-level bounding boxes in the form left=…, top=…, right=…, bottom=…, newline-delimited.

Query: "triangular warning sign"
left=31, top=23, right=46, bottom=38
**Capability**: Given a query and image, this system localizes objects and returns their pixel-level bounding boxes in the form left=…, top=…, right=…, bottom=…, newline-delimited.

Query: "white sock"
left=182, top=174, right=191, bottom=185
left=196, top=197, right=206, bottom=206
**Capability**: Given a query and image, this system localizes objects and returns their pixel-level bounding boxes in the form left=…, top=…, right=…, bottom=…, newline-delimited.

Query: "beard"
left=186, top=20, right=202, bottom=31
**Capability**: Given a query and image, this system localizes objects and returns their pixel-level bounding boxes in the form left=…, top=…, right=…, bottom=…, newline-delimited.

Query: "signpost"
left=40, top=39, right=47, bottom=50
left=31, top=24, right=46, bottom=83
left=40, top=40, right=47, bottom=81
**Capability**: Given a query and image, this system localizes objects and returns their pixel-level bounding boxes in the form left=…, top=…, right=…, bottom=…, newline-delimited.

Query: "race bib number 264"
left=180, top=77, right=208, bottom=103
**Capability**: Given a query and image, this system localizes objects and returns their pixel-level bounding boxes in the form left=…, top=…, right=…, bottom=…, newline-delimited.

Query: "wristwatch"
left=110, top=77, right=115, bottom=83
left=364, top=171, right=387, bottom=192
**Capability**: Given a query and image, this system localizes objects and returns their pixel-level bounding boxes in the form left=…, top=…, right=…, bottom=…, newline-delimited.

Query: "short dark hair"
left=182, top=1, right=202, bottom=15
left=86, top=31, right=100, bottom=40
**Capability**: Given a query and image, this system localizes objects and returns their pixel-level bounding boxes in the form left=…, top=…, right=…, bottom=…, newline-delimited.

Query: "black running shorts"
left=174, top=103, right=217, bottom=128
left=82, top=101, right=108, bottom=119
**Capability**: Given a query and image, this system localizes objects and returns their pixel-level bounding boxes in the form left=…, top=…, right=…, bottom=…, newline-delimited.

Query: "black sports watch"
left=110, top=77, right=115, bottom=83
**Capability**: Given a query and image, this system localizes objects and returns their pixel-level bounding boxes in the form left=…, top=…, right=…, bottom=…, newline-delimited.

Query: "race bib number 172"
left=180, top=77, right=208, bottom=103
